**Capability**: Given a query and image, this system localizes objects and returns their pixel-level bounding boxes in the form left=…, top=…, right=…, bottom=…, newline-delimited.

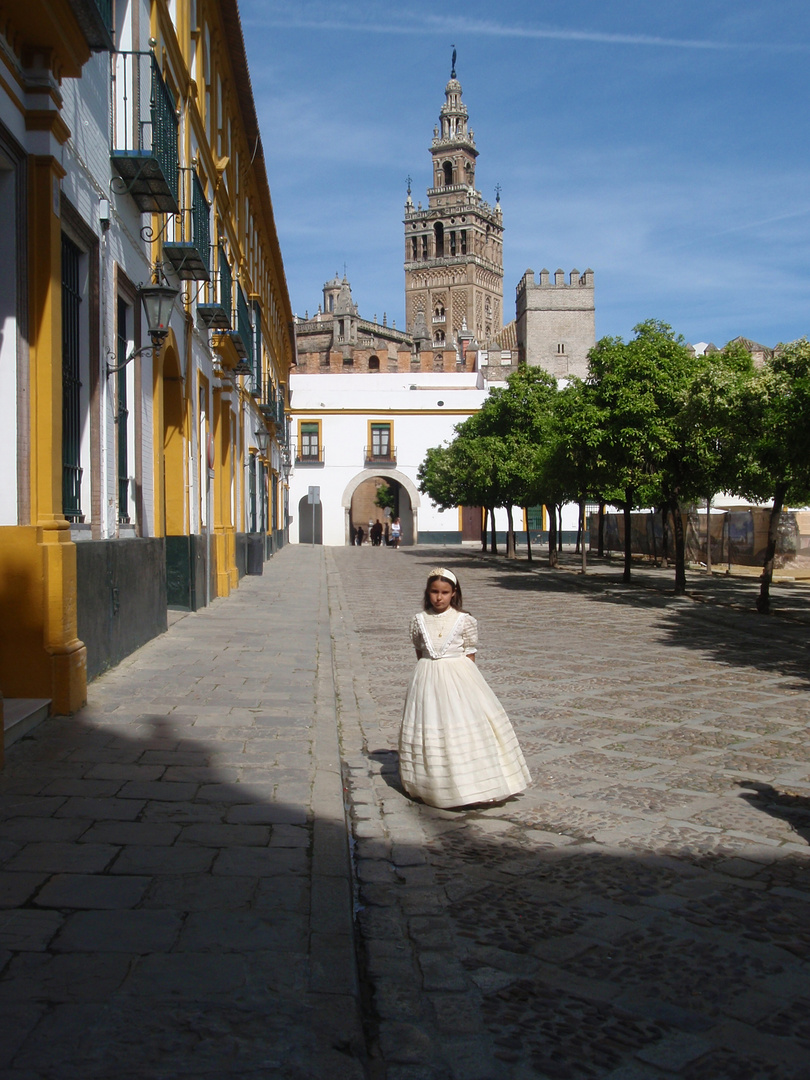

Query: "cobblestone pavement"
left=0, top=547, right=365, bottom=1080
left=328, top=545, right=810, bottom=1080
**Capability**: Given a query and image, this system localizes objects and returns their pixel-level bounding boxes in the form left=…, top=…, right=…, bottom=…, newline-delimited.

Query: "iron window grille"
left=61, top=235, right=84, bottom=522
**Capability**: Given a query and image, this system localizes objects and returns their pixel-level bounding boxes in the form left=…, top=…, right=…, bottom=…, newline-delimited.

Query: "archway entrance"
left=298, top=494, right=322, bottom=544
left=349, top=476, right=414, bottom=545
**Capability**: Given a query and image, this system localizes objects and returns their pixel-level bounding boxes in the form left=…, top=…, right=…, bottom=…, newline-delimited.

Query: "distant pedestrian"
left=356, top=526, right=364, bottom=546
left=398, top=567, right=530, bottom=809
left=371, top=520, right=383, bottom=546
left=384, top=523, right=390, bottom=546
left=350, top=526, right=357, bottom=546
left=390, top=517, right=401, bottom=549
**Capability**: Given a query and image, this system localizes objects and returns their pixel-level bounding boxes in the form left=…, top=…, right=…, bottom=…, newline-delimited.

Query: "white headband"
left=428, top=567, right=457, bottom=586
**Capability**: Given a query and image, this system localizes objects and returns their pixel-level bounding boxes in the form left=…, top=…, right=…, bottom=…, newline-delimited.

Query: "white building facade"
left=288, top=372, right=504, bottom=546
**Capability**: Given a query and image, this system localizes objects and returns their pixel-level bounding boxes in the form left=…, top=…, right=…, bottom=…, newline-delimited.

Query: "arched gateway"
left=342, top=469, right=421, bottom=546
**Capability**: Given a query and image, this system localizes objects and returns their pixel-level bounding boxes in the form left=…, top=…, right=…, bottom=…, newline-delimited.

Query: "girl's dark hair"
left=423, top=574, right=463, bottom=611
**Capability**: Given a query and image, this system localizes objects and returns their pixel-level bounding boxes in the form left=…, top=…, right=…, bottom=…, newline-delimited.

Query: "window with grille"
left=61, top=235, right=83, bottom=522
left=116, top=297, right=131, bottom=523
left=371, top=423, right=391, bottom=459
left=300, top=422, right=320, bottom=460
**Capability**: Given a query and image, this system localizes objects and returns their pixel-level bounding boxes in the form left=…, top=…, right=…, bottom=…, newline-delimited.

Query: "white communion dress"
left=398, top=607, right=531, bottom=809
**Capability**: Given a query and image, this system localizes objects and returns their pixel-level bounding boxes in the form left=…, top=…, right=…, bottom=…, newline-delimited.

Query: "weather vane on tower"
left=451, top=45, right=456, bottom=78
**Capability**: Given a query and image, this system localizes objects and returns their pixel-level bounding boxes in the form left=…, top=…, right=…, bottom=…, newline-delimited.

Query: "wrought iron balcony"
left=259, top=397, right=286, bottom=429
left=364, top=446, right=397, bottom=466
left=229, top=286, right=254, bottom=367
left=68, top=0, right=114, bottom=52
left=252, top=302, right=263, bottom=398
left=295, top=446, right=325, bottom=466
left=198, top=247, right=232, bottom=329
left=111, top=52, right=179, bottom=214
left=163, top=171, right=211, bottom=280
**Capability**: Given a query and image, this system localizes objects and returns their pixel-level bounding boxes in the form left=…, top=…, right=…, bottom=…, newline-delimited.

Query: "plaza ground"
left=1, top=544, right=809, bottom=1078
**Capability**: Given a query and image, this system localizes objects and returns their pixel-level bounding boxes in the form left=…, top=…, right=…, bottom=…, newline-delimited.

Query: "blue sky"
left=240, top=1, right=809, bottom=348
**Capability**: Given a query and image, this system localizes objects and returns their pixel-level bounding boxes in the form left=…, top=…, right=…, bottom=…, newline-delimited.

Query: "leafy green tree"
left=470, top=367, right=559, bottom=559
left=374, top=483, right=395, bottom=513
left=418, top=432, right=503, bottom=553
left=732, top=340, right=810, bottom=613
left=546, top=378, right=604, bottom=570
left=587, top=320, right=704, bottom=591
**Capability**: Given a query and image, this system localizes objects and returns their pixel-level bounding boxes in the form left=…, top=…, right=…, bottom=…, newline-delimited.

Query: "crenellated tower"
left=404, top=54, right=504, bottom=350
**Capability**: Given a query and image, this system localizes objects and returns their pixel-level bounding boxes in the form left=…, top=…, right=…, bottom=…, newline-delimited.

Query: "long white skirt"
left=398, top=656, right=531, bottom=809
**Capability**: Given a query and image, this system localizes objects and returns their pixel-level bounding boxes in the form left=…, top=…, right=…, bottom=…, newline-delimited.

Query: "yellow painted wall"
left=0, top=526, right=86, bottom=712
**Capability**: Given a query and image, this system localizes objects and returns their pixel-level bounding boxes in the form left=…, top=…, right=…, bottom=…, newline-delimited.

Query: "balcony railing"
left=68, top=0, right=115, bottom=51
left=252, top=301, right=263, bottom=398
left=259, top=396, right=285, bottom=429
left=364, top=446, right=397, bottom=466
left=295, top=446, right=325, bottom=466
left=198, top=246, right=232, bottom=329
left=111, top=52, right=179, bottom=213
left=230, top=286, right=253, bottom=366
left=163, top=171, right=210, bottom=280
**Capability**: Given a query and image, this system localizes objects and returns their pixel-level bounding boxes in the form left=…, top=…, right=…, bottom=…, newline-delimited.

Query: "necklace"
left=431, top=608, right=454, bottom=639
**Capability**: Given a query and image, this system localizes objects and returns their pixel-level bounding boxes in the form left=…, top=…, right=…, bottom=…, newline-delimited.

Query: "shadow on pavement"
left=346, top=758, right=810, bottom=1080
left=6, top=705, right=809, bottom=1078
left=738, top=782, right=810, bottom=846
left=0, top=714, right=363, bottom=1080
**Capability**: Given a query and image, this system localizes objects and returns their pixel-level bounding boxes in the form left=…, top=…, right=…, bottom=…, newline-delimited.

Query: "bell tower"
left=404, top=52, right=504, bottom=349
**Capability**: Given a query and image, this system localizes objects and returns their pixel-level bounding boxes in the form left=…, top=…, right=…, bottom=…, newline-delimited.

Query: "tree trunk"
left=705, top=495, right=712, bottom=574
left=524, top=507, right=533, bottom=563
left=480, top=507, right=487, bottom=552
left=489, top=507, right=498, bottom=555
left=548, top=504, right=558, bottom=567
left=580, top=497, right=587, bottom=574
left=661, top=506, right=669, bottom=567
left=670, top=496, right=687, bottom=595
left=622, top=495, right=632, bottom=584
left=650, top=509, right=658, bottom=566
left=598, top=502, right=605, bottom=557
left=506, top=504, right=516, bottom=558
left=557, top=504, right=563, bottom=553
left=757, top=485, right=787, bottom=614
left=575, top=501, right=582, bottom=554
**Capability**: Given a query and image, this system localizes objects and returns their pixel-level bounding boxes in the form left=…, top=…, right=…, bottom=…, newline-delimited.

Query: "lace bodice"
left=409, top=610, right=478, bottom=660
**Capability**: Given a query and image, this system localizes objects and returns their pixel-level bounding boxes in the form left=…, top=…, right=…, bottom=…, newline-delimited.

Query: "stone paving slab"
left=0, top=546, right=366, bottom=1079
left=327, top=544, right=810, bottom=1079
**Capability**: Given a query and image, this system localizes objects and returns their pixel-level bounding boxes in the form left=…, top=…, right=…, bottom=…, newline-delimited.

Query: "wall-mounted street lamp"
left=106, top=262, right=180, bottom=377
left=254, top=427, right=270, bottom=455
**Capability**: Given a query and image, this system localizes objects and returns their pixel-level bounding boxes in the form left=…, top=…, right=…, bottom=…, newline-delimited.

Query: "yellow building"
left=0, top=0, right=293, bottom=753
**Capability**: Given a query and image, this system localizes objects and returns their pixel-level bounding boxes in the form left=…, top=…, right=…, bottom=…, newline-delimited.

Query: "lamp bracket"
left=140, top=214, right=179, bottom=244
left=106, top=343, right=154, bottom=378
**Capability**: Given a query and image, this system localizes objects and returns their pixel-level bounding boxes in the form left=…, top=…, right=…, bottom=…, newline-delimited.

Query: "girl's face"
left=428, top=579, right=455, bottom=612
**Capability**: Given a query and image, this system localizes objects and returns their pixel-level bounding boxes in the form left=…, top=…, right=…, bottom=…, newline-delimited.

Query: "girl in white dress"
left=398, top=568, right=531, bottom=809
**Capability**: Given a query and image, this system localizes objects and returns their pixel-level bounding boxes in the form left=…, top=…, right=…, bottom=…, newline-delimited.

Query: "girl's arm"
left=462, top=613, right=478, bottom=663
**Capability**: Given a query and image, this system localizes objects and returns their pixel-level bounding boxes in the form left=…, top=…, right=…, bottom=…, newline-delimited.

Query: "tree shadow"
left=738, top=782, right=810, bottom=845
left=443, top=555, right=810, bottom=689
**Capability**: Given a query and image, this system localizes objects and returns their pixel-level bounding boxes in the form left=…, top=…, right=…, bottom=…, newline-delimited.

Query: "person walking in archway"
left=390, top=517, right=402, bottom=549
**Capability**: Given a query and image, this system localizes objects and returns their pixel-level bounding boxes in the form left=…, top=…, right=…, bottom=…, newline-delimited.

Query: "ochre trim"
left=289, top=408, right=476, bottom=416
left=25, top=110, right=71, bottom=144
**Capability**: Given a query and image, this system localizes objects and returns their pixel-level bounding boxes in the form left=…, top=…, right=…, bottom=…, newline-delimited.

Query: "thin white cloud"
left=242, top=4, right=807, bottom=53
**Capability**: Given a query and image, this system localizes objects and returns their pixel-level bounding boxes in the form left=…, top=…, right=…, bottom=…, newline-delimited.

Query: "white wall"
left=288, top=373, right=488, bottom=545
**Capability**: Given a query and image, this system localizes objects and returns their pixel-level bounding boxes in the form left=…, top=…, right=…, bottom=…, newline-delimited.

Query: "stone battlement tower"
left=515, top=268, right=595, bottom=379
left=404, top=54, right=504, bottom=351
